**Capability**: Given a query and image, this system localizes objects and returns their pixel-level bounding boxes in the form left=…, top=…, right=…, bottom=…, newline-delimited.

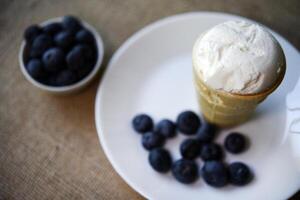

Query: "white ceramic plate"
left=95, top=12, right=300, bottom=200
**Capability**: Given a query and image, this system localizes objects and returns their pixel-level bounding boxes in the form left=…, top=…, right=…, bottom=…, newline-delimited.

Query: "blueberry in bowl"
left=26, top=59, right=45, bottom=80
left=19, top=15, right=104, bottom=94
left=24, top=25, right=43, bottom=43
left=42, top=47, right=65, bottom=72
left=54, top=30, right=75, bottom=50
left=42, top=22, right=62, bottom=36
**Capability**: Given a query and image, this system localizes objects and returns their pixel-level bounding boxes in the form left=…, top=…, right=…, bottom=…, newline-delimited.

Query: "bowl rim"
left=19, top=16, right=104, bottom=93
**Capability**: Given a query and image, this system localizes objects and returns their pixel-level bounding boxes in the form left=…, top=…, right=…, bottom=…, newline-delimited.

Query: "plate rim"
left=95, top=11, right=299, bottom=199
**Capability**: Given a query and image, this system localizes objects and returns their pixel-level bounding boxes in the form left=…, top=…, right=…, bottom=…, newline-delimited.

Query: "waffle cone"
left=193, top=59, right=286, bottom=127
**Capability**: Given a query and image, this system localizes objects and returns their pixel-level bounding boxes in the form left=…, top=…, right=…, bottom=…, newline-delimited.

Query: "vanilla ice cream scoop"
left=193, top=20, right=285, bottom=94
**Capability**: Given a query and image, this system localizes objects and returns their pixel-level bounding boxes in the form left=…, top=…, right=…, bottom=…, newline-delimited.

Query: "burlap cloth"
left=0, top=0, right=300, bottom=199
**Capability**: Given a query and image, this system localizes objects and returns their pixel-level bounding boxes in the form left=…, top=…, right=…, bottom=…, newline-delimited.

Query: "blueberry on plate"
left=172, top=159, right=199, bottom=184
left=176, top=111, right=201, bottom=135
left=62, top=15, right=82, bottom=33
left=196, top=121, right=217, bottom=143
left=54, top=31, right=75, bottom=50
left=42, top=47, right=65, bottom=72
left=148, top=148, right=172, bottom=173
left=180, top=139, right=201, bottom=160
left=132, top=114, right=153, bottom=133
left=224, top=133, right=247, bottom=154
left=142, top=132, right=165, bottom=151
left=26, top=59, right=45, bottom=79
left=30, top=34, right=53, bottom=57
left=56, top=69, right=77, bottom=86
left=202, top=161, right=228, bottom=187
left=24, top=25, right=42, bottom=43
left=154, top=119, right=176, bottom=138
left=43, top=22, right=62, bottom=36
left=76, top=29, right=95, bottom=44
left=228, top=162, right=253, bottom=186
left=200, top=143, right=223, bottom=161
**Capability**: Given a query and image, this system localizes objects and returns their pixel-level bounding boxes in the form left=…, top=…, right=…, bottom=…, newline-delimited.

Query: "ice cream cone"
left=192, top=57, right=286, bottom=127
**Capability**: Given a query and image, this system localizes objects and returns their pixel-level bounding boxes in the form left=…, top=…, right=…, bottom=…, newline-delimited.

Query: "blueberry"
left=42, top=47, right=65, bottom=72
left=66, top=45, right=85, bottom=71
left=148, top=148, right=172, bottom=173
left=43, top=23, right=62, bottom=36
left=172, top=159, right=199, bottom=184
left=76, top=63, right=94, bottom=80
left=66, top=44, right=94, bottom=71
left=75, top=45, right=96, bottom=79
left=176, top=111, right=201, bottom=135
left=54, top=31, right=75, bottom=50
left=180, top=139, right=201, bottom=160
left=76, top=29, right=95, bottom=44
left=224, top=133, right=247, bottom=154
left=62, top=15, right=82, bottom=33
left=29, top=48, right=42, bottom=58
left=132, top=114, right=153, bottom=133
left=24, top=25, right=42, bottom=43
left=142, top=132, right=165, bottom=151
left=31, top=34, right=53, bottom=57
left=202, top=161, right=228, bottom=187
left=228, top=162, right=253, bottom=186
left=197, top=121, right=217, bottom=143
left=46, top=75, right=58, bottom=86
left=80, top=44, right=96, bottom=61
left=200, top=143, right=223, bottom=161
left=56, top=69, right=77, bottom=86
left=154, top=119, right=176, bottom=138
left=26, top=59, right=45, bottom=79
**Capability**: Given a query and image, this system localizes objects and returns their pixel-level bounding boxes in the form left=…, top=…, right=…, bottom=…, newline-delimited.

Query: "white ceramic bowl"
left=19, top=17, right=104, bottom=94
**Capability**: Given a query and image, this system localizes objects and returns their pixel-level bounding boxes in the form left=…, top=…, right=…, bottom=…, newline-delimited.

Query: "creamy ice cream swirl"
left=193, top=20, right=285, bottom=94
